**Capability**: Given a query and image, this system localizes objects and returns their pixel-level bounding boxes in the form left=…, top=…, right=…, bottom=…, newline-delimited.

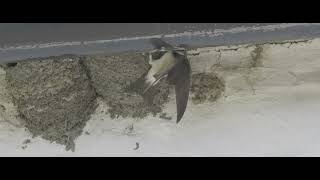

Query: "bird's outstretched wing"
left=149, top=38, right=174, bottom=49
left=167, top=56, right=191, bottom=123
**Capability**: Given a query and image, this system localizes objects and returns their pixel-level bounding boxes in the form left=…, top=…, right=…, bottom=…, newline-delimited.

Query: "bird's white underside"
left=145, top=51, right=176, bottom=87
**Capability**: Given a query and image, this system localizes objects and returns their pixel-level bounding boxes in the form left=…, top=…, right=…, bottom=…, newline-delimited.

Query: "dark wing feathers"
left=148, top=38, right=191, bottom=123
left=167, top=57, right=191, bottom=123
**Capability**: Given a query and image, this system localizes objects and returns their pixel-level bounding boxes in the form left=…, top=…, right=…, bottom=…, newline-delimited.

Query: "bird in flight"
left=143, top=38, right=191, bottom=123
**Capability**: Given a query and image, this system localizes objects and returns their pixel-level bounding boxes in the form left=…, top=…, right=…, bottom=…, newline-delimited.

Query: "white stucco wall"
left=1, top=38, right=320, bottom=156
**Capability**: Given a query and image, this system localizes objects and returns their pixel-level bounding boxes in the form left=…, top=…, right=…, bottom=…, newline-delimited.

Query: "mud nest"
left=191, top=73, right=225, bottom=104
left=5, top=55, right=97, bottom=151
left=82, top=52, right=170, bottom=119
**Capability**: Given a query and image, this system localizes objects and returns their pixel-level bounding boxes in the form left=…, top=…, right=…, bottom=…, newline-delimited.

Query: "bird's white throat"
left=145, top=51, right=176, bottom=85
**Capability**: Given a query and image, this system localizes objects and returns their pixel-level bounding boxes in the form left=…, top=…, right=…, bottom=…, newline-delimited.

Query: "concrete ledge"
left=1, top=23, right=320, bottom=63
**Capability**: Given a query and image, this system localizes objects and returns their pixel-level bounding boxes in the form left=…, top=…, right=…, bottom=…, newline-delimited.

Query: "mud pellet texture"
left=5, top=55, right=97, bottom=151
left=82, top=53, right=170, bottom=119
left=191, top=73, right=225, bottom=104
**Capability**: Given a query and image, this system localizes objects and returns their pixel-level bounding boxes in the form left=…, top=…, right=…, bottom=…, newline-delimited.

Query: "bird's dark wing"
left=167, top=57, right=191, bottom=123
left=149, top=38, right=174, bottom=49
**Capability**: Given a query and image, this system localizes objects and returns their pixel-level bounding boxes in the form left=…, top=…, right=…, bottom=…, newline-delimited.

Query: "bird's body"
left=143, top=38, right=191, bottom=123
left=144, top=50, right=177, bottom=92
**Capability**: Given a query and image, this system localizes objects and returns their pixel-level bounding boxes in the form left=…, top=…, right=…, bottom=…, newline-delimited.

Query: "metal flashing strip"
left=1, top=23, right=320, bottom=63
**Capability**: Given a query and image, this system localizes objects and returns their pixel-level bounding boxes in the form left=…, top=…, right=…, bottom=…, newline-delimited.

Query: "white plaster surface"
left=1, top=38, right=320, bottom=156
